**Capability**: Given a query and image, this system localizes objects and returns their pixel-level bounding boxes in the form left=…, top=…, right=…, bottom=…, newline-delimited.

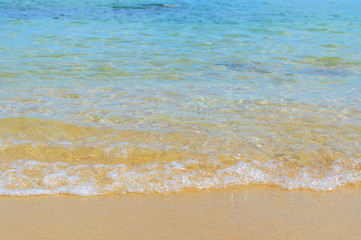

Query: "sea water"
left=0, top=0, right=360, bottom=196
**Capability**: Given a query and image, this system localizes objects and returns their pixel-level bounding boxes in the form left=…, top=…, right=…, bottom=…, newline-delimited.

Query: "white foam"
left=0, top=157, right=360, bottom=196
left=0, top=143, right=7, bottom=151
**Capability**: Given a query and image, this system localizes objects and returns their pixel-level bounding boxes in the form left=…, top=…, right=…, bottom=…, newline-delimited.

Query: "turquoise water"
left=0, top=0, right=360, bottom=195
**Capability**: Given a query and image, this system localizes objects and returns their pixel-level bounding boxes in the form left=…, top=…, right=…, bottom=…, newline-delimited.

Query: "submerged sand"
left=1, top=186, right=360, bottom=240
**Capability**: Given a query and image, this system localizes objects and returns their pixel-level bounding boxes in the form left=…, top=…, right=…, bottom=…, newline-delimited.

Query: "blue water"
left=0, top=0, right=360, bottom=195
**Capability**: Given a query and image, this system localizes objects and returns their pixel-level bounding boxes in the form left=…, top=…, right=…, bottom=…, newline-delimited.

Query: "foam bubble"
left=0, top=143, right=7, bottom=151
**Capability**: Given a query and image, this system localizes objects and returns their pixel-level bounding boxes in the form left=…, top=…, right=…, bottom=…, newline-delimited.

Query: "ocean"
left=0, top=0, right=360, bottom=196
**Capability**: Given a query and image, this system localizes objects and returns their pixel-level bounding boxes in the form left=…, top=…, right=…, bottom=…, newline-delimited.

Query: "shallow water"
left=0, top=0, right=360, bottom=195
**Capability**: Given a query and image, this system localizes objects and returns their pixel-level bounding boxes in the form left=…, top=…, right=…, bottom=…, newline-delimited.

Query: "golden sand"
left=1, top=186, right=360, bottom=240
left=2, top=117, right=359, bottom=167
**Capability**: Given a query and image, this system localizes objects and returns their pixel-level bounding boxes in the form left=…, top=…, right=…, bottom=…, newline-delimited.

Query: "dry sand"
left=1, top=186, right=360, bottom=240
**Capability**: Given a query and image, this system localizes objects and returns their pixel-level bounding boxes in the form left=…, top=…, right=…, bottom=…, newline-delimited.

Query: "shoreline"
left=1, top=186, right=360, bottom=240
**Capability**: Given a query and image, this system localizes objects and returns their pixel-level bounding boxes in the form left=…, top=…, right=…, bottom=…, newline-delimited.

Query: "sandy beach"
left=1, top=186, right=361, bottom=240
left=1, top=1, right=360, bottom=239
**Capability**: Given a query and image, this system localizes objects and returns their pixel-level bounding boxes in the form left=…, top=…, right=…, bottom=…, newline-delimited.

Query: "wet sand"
left=1, top=186, right=360, bottom=240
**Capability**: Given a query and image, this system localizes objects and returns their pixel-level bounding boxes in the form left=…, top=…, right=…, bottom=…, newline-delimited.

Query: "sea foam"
left=0, top=157, right=360, bottom=196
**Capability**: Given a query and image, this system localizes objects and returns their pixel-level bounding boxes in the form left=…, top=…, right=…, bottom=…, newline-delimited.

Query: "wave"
left=0, top=117, right=360, bottom=196
left=0, top=156, right=360, bottom=196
